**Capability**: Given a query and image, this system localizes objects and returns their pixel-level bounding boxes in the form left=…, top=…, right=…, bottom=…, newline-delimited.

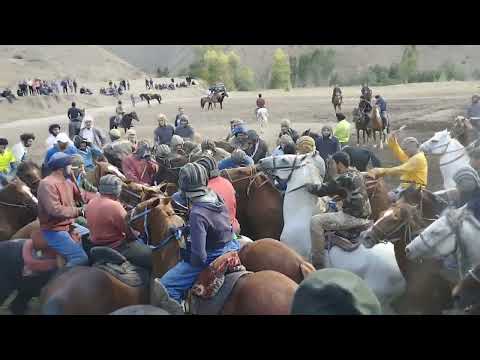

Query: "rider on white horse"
left=305, top=151, right=372, bottom=269
left=369, top=134, right=428, bottom=202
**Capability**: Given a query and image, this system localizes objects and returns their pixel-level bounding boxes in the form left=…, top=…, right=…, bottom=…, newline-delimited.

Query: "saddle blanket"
left=188, top=270, right=251, bottom=315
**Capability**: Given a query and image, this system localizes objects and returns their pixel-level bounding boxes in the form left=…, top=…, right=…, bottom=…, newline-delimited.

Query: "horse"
left=406, top=206, right=480, bottom=283
left=420, top=129, right=470, bottom=189
left=452, top=263, right=480, bottom=315
left=358, top=187, right=454, bottom=314
left=16, top=161, right=42, bottom=195
left=370, top=105, right=387, bottom=149
left=259, top=153, right=406, bottom=309
left=40, top=197, right=298, bottom=315
left=109, top=112, right=140, bottom=133
left=220, top=166, right=284, bottom=240
left=332, top=94, right=342, bottom=112
left=139, top=93, right=162, bottom=106
left=201, top=91, right=228, bottom=111
left=153, top=154, right=189, bottom=195
left=352, top=107, right=372, bottom=146
left=256, top=107, right=269, bottom=135
left=0, top=179, right=38, bottom=241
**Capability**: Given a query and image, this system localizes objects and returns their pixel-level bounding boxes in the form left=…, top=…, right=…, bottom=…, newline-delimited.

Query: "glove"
left=305, top=183, right=319, bottom=194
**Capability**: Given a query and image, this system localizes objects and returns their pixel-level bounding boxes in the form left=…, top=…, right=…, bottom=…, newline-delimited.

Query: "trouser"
left=63, top=87, right=68, bottom=94
left=68, top=121, right=81, bottom=139
left=159, top=238, right=240, bottom=302
left=41, top=230, right=89, bottom=268
left=117, top=240, right=152, bottom=270
left=310, top=211, right=370, bottom=268
left=28, top=86, right=33, bottom=95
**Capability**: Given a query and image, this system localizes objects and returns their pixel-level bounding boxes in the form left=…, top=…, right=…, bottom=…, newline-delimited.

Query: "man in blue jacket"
left=153, top=162, right=240, bottom=314
left=374, top=94, right=388, bottom=129
left=315, top=126, right=340, bottom=162
left=218, top=149, right=254, bottom=170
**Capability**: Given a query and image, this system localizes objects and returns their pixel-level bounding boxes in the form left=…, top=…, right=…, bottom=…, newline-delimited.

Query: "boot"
left=151, top=278, right=184, bottom=315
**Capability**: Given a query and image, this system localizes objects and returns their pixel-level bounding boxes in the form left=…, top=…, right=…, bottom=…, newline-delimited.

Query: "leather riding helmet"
left=196, top=155, right=219, bottom=179
left=178, top=162, right=208, bottom=199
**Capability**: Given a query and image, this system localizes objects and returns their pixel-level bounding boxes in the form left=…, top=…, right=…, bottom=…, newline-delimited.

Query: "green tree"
left=289, top=55, right=298, bottom=87
left=399, top=45, right=418, bottom=83
left=270, top=48, right=291, bottom=90
left=236, top=66, right=256, bottom=91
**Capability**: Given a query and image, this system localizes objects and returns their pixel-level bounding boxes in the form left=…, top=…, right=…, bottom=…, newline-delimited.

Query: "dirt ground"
left=0, top=81, right=478, bottom=315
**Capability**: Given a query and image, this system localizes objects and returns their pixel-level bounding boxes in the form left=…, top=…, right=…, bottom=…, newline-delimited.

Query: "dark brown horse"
left=359, top=187, right=454, bottom=314
left=220, top=166, right=284, bottom=240
left=153, top=155, right=189, bottom=196
left=332, top=94, right=342, bottom=112
left=109, top=112, right=140, bottom=133
left=452, top=263, right=480, bottom=315
left=16, top=161, right=42, bottom=195
left=352, top=107, right=372, bottom=146
left=139, top=93, right=162, bottom=105
left=201, top=91, right=228, bottom=111
left=450, top=115, right=476, bottom=148
left=0, top=179, right=38, bottom=241
left=40, top=197, right=298, bottom=315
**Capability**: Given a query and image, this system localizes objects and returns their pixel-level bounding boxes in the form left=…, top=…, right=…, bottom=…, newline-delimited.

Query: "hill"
left=0, top=45, right=146, bottom=88
left=103, top=45, right=480, bottom=85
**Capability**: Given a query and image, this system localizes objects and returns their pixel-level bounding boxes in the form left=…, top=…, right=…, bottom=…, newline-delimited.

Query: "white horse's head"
left=258, top=153, right=325, bottom=191
left=420, top=129, right=451, bottom=155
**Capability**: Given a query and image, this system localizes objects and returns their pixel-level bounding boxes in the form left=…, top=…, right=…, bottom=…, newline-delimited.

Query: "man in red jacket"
left=122, top=140, right=159, bottom=185
left=37, top=152, right=88, bottom=267
left=196, top=155, right=240, bottom=235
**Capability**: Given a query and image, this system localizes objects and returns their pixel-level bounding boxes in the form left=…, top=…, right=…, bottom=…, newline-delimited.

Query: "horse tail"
left=369, top=152, right=382, bottom=168
left=42, top=296, right=65, bottom=315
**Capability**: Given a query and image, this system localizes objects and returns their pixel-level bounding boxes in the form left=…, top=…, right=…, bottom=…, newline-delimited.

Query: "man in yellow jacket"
left=368, top=133, right=428, bottom=202
left=333, top=113, right=351, bottom=148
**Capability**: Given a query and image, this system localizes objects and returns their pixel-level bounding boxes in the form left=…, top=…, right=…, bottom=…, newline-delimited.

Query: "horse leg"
left=373, top=130, right=377, bottom=148
left=357, top=129, right=360, bottom=147
left=220, top=101, right=223, bottom=110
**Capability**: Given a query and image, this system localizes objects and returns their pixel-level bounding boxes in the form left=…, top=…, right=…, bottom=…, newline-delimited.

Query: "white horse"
left=406, top=206, right=480, bottom=282
left=420, top=129, right=470, bottom=189
left=256, top=107, right=269, bottom=135
left=259, top=153, right=406, bottom=307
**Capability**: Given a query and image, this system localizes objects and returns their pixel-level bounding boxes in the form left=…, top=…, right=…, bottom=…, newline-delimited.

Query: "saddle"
left=90, top=246, right=149, bottom=287
left=186, top=251, right=250, bottom=315
left=325, top=221, right=372, bottom=252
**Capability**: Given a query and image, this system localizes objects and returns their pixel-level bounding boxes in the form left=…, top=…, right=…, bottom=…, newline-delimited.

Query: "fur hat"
left=296, top=136, right=316, bottom=154
left=291, top=269, right=382, bottom=315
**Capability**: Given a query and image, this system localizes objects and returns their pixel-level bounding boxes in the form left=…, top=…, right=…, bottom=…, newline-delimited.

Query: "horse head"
left=0, top=178, right=38, bottom=221
left=359, top=200, right=422, bottom=248
left=419, top=129, right=451, bottom=155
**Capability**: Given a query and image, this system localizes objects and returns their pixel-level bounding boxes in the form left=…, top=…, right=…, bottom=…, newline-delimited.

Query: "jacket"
left=122, top=154, right=158, bottom=185
left=256, top=98, right=266, bottom=108
left=0, top=149, right=16, bottom=174
left=376, top=137, right=428, bottom=188
left=218, top=156, right=254, bottom=170
left=308, top=168, right=371, bottom=219
left=315, top=135, right=341, bottom=161
left=79, top=127, right=108, bottom=148
left=246, top=139, right=269, bottom=164
left=85, top=195, right=128, bottom=249
left=342, top=146, right=381, bottom=172
left=67, top=107, right=82, bottom=121
left=76, top=146, right=103, bottom=170
left=37, top=175, right=81, bottom=231
left=376, top=97, right=387, bottom=112
left=208, top=176, right=240, bottom=234
left=154, top=125, right=175, bottom=145
left=334, top=120, right=351, bottom=144
left=187, top=191, right=233, bottom=267
left=174, top=125, right=195, bottom=140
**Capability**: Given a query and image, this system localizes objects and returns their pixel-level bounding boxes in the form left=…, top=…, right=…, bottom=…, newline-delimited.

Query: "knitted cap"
left=170, top=135, right=184, bottom=148
left=453, top=166, right=480, bottom=193
left=156, top=144, right=171, bottom=157
left=178, top=163, right=208, bottom=198
left=196, top=155, right=219, bottom=179
left=291, top=269, right=382, bottom=315
left=98, top=174, right=123, bottom=197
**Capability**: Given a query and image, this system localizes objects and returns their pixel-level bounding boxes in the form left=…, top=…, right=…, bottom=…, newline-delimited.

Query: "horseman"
left=154, top=162, right=241, bottom=313
left=368, top=134, right=428, bottom=202
left=37, top=152, right=89, bottom=268
left=67, top=102, right=83, bottom=139
left=361, top=83, right=372, bottom=101
left=218, top=149, right=254, bottom=170
left=374, top=94, right=388, bottom=129
left=278, top=119, right=299, bottom=144
left=43, top=133, right=78, bottom=176
left=306, top=151, right=372, bottom=268
left=467, top=95, right=480, bottom=135
left=0, top=138, right=17, bottom=186
left=85, top=174, right=152, bottom=269
left=115, top=100, right=125, bottom=127
left=170, top=135, right=187, bottom=157
left=225, top=119, right=245, bottom=142
left=229, top=124, right=250, bottom=150
left=451, top=166, right=480, bottom=208
left=70, top=155, right=98, bottom=193
left=245, top=130, right=269, bottom=164
left=122, top=140, right=159, bottom=186
left=196, top=155, right=241, bottom=235
left=102, top=129, right=133, bottom=170
left=272, top=134, right=295, bottom=156
left=73, top=136, right=103, bottom=172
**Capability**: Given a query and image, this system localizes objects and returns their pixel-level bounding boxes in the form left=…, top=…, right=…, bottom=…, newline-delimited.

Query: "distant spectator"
left=256, top=93, right=266, bottom=108
left=73, top=80, right=78, bottom=94
left=333, top=113, right=352, bottom=148
left=126, top=80, right=130, bottom=91
left=272, top=134, right=294, bottom=156
left=130, top=93, right=136, bottom=107
left=12, top=133, right=36, bottom=164
left=174, top=115, right=195, bottom=140
left=315, top=125, right=340, bottom=161
left=154, top=114, right=175, bottom=146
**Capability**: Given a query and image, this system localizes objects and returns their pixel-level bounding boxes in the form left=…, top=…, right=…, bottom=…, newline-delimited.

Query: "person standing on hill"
left=67, top=102, right=83, bottom=139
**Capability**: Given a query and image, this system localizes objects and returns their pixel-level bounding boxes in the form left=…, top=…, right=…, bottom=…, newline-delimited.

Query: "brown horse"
left=370, top=105, right=387, bottom=149
left=352, top=107, right=371, bottom=146
left=220, top=166, right=284, bottom=240
left=16, top=161, right=42, bottom=195
left=0, top=179, right=38, bottom=241
left=201, top=91, right=228, bottom=111
left=452, top=263, right=480, bottom=315
left=359, top=187, right=454, bottom=314
left=40, top=197, right=298, bottom=315
left=450, top=115, right=476, bottom=148
left=332, top=94, right=342, bottom=112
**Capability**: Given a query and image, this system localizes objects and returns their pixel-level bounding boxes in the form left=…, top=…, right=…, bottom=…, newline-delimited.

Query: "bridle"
left=127, top=202, right=185, bottom=252
left=221, top=166, right=276, bottom=198
left=262, top=154, right=310, bottom=193
left=424, top=137, right=469, bottom=167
